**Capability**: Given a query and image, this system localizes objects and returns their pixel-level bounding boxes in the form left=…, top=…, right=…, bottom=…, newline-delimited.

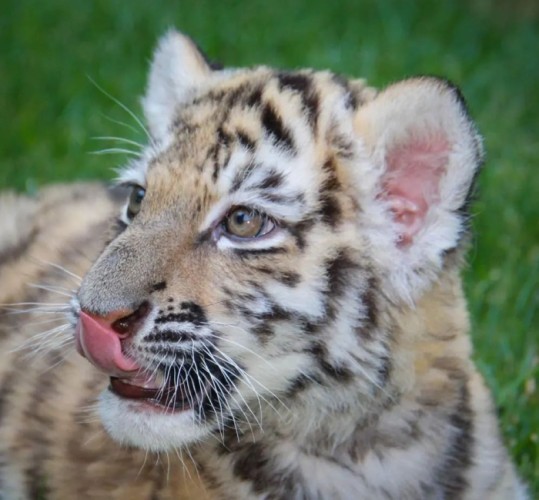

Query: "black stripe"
left=207, top=144, right=220, bottom=180
left=279, top=271, right=300, bottom=287
left=0, top=367, right=18, bottom=428
left=247, top=87, right=263, bottom=108
left=232, top=442, right=301, bottom=496
left=356, top=276, right=378, bottom=340
left=254, top=267, right=300, bottom=287
left=318, top=193, right=342, bottom=227
left=236, top=129, right=256, bottom=151
left=256, top=304, right=292, bottom=322
left=24, top=349, right=67, bottom=499
left=320, top=158, right=341, bottom=192
left=331, top=74, right=359, bottom=110
left=376, top=354, right=392, bottom=387
left=233, top=247, right=287, bottom=257
left=331, top=132, right=355, bottom=159
left=252, top=324, right=274, bottom=341
left=211, top=127, right=233, bottom=181
left=285, top=373, right=321, bottom=397
left=321, top=361, right=353, bottom=382
left=225, top=83, right=249, bottom=107
left=150, top=280, right=167, bottom=292
left=261, top=103, right=295, bottom=153
left=253, top=170, right=285, bottom=190
left=229, top=160, right=262, bottom=193
left=0, top=225, right=38, bottom=267
left=144, top=330, right=197, bottom=343
left=154, top=309, right=207, bottom=326
left=278, top=72, right=320, bottom=131
left=308, top=342, right=353, bottom=383
left=259, top=191, right=304, bottom=205
left=301, top=320, right=321, bottom=335
left=287, top=219, right=315, bottom=251
left=325, top=249, right=359, bottom=299
left=317, top=160, right=343, bottom=226
left=437, top=382, right=473, bottom=498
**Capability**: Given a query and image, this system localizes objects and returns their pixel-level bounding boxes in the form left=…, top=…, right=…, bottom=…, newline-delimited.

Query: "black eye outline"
left=221, top=206, right=276, bottom=240
left=126, top=185, right=146, bottom=220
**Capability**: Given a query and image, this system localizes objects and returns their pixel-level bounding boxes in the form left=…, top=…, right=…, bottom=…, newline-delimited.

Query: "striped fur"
left=0, top=31, right=526, bottom=499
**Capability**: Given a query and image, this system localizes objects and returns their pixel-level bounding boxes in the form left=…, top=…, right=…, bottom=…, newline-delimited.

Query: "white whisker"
left=24, top=317, right=66, bottom=328
left=87, top=76, right=153, bottom=146
left=0, top=302, right=68, bottom=307
left=173, top=446, right=193, bottom=481
left=89, top=148, right=141, bottom=157
left=36, top=350, right=71, bottom=374
left=2, top=309, right=67, bottom=316
left=32, top=258, right=82, bottom=283
left=209, top=327, right=277, bottom=369
left=92, top=136, right=144, bottom=150
left=82, top=430, right=106, bottom=447
left=27, top=283, right=74, bottom=298
left=100, top=113, right=144, bottom=138
left=183, top=444, right=201, bottom=482
left=211, top=345, right=290, bottom=414
left=137, top=449, right=150, bottom=479
left=10, top=324, right=71, bottom=353
left=202, top=349, right=261, bottom=437
left=165, top=449, right=171, bottom=484
left=199, top=370, right=225, bottom=442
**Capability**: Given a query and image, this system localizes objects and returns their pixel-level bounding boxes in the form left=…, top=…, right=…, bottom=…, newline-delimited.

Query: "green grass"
left=1, top=0, right=537, bottom=493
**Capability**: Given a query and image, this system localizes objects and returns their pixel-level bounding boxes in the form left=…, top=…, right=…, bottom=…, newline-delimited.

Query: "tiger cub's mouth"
left=109, top=369, right=209, bottom=412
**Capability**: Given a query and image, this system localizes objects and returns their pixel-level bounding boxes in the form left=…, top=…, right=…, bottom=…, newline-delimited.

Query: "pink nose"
left=75, top=304, right=149, bottom=376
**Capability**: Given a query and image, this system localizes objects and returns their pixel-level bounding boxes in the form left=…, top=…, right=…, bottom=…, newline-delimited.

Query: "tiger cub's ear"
left=142, top=30, right=213, bottom=141
left=354, top=77, right=484, bottom=301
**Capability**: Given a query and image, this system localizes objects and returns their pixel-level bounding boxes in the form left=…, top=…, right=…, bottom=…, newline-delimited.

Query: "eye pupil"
left=127, top=185, right=146, bottom=220
left=234, top=210, right=249, bottom=225
left=134, top=189, right=144, bottom=203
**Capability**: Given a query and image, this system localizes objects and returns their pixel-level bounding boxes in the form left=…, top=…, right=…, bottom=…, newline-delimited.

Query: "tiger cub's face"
left=74, top=31, right=482, bottom=451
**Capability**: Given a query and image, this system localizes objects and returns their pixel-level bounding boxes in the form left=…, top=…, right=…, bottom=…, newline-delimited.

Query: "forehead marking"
left=277, top=72, right=320, bottom=132
left=261, top=102, right=296, bottom=155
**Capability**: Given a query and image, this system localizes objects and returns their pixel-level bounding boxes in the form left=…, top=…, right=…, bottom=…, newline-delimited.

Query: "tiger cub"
left=0, top=31, right=527, bottom=499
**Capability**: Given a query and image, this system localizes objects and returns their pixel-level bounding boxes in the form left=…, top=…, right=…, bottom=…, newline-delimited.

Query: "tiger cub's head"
left=74, top=31, right=482, bottom=451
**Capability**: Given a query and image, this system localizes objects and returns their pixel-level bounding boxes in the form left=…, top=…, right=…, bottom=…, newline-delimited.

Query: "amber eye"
left=223, top=207, right=274, bottom=239
left=126, top=186, right=146, bottom=220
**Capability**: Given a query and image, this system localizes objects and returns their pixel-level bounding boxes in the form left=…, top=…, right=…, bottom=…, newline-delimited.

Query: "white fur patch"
left=99, top=391, right=210, bottom=451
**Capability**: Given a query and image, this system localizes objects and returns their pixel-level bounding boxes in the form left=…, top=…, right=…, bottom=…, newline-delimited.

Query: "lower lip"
left=109, top=377, right=193, bottom=413
left=120, top=397, right=189, bottom=414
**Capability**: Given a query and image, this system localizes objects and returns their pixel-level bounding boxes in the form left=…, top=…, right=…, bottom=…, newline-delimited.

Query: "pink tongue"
left=75, top=311, right=140, bottom=376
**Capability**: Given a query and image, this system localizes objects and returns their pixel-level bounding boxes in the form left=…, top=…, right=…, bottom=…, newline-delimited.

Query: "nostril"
left=111, top=301, right=151, bottom=337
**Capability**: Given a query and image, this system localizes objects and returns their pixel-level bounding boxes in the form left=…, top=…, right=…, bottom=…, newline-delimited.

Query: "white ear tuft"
left=142, top=30, right=212, bottom=141
left=354, top=77, right=483, bottom=302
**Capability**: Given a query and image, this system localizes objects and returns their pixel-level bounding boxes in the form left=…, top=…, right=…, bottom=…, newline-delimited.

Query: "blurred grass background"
left=1, top=0, right=537, bottom=493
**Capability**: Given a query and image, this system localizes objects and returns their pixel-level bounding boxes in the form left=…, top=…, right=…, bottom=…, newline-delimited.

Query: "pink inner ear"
left=382, top=133, right=450, bottom=246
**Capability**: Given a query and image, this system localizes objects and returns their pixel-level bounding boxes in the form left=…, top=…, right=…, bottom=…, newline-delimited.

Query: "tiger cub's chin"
left=98, top=391, right=210, bottom=452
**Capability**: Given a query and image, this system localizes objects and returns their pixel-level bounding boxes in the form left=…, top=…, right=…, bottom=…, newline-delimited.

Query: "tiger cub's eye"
left=224, top=207, right=274, bottom=239
left=127, top=186, right=146, bottom=220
